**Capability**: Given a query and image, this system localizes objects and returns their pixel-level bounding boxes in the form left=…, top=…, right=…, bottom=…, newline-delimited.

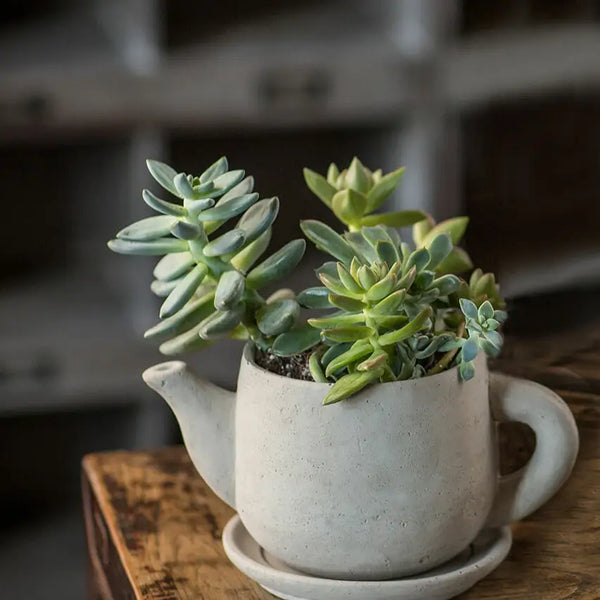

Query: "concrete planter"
left=143, top=343, right=579, bottom=580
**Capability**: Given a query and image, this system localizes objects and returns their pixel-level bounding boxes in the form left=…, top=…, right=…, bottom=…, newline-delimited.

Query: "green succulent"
left=298, top=182, right=506, bottom=403
left=303, top=157, right=427, bottom=231
left=108, top=157, right=306, bottom=354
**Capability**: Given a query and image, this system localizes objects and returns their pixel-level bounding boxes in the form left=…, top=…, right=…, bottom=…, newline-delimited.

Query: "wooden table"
left=82, top=324, right=600, bottom=599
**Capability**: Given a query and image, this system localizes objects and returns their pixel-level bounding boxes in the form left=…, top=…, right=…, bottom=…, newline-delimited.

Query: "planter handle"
left=485, top=372, right=579, bottom=528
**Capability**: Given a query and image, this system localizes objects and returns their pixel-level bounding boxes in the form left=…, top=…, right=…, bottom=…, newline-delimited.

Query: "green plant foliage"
left=299, top=200, right=506, bottom=403
left=108, top=157, right=306, bottom=353
left=303, top=158, right=428, bottom=231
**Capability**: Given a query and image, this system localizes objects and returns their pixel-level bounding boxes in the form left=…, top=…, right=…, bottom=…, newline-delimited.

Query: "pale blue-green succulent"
left=108, top=158, right=306, bottom=354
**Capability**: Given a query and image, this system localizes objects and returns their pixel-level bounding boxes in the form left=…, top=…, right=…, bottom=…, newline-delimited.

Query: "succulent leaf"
left=146, top=159, right=180, bottom=197
left=325, top=340, right=373, bottom=377
left=142, top=189, right=187, bottom=216
left=328, top=294, right=365, bottom=312
left=230, top=228, right=272, bottom=273
left=159, top=324, right=214, bottom=355
left=211, top=170, right=246, bottom=196
left=421, top=217, right=469, bottom=247
left=300, top=220, right=356, bottom=264
left=174, top=173, right=196, bottom=199
left=198, top=305, right=244, bottom=339
left=331, top=189, right=368, bottom=224
left=272, top=325, right=322, bottom=356
left=160, top=263, right=208, bottom=318
left=196, top=193, right=259, bottom=221
left=323, top=369, right=382, bottom=405
left=153, top=252, right=195, bottom=281
left=238, top=197, right=279, bottom=244
left=171, top=221, right=201, bottom=240
left=246, top=239, right=306, bottom=289
left=116, top=215, right=178, bottom=241
left=378, top=307, right=432, bottom=346
left=303, top=168, right=337, bottom=208
left=436, top=247, right=473, bottom=275
left=108, top=238, right=188, bottom=255
left=365, top=167, right=405, bottom=212
left=203, top=229, right=246, bottom=257
left=309, top=311, right=365, bottom=329
left=337, top=263, right=363, bottom=294
left=214, top=270, right=246, bottom=311
left=322, top=326, right=372, bottom=343
left=256, top=299, right=300, bottom=336
left=296, top=287, right=331, bottom=309
left=199, top=156, right=228, bottom=183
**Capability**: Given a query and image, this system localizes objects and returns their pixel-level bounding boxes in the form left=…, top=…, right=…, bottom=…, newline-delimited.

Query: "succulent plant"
left=303, top=157, right=427, bottom=231
left=297, top=159, right=507, bottom=404
left=108, top=158, right=307, bottom=354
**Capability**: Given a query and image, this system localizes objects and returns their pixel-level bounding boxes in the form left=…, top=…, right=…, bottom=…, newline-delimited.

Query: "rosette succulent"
left=297, top=158, right=507, bottom=404
left=108, top=157, right=306, bottom=354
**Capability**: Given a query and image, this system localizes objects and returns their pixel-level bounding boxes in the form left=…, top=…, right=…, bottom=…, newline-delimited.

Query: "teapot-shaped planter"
left=143, top=344, right=578, bottom=581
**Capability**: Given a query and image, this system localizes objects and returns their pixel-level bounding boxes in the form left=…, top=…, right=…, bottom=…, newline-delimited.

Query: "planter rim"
left=243, top=342, right=485, bottom=392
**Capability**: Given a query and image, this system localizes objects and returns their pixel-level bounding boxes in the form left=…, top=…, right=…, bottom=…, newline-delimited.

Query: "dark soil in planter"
left=254, top=348, right=314, bottom=381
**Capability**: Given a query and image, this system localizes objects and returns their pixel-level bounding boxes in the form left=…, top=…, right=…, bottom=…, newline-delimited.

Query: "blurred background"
left=1, top=0, right=600, bottom=597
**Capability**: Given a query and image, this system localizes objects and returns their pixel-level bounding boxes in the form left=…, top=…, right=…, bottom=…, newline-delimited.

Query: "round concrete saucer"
left=223, top=515, right=512, bottom=600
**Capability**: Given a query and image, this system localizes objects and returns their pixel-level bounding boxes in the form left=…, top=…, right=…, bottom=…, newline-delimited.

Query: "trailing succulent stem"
left=108, top=158, right=306, bottom=354
left=299, top=158, right=507, bottom=404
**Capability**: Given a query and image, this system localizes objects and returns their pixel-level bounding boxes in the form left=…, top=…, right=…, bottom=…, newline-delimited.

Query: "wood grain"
left=82, top=330, right=600, bottom=600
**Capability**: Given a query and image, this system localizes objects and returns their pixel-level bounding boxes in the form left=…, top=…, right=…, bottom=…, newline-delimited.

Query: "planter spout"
left=143, top=361, right=236, bottom=509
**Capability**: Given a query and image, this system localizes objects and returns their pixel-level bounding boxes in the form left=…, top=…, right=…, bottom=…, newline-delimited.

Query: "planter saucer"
left=223, top=515, right=512, bottom=600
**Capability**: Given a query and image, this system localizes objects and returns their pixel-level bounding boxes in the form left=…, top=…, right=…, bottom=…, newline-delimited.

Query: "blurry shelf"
left=446, top=24, right=600, bottom=108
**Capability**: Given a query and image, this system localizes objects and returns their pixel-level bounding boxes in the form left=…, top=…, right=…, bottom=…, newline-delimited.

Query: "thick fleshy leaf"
left=197, top=193, right=258, bottom=222
left=116, top=215, right=178, bottom=241
left=174, top=173, right=196, bottom=199
left=246, top=239, right=306, bottom=289
left=318, top=273, right=357, bottom=298
left=198, top=305, right=244, bottom=339
left=360, top=210, right=426, bottom=228
left=435, top=247, right=473, bottom=275
left=431, top=274, right=460, bottom=295
left=478, top=300, right=494, bottom=321
left=459, top=361, right=476, bottom=381
left=396, top=265, right=417, bottom=290
left=460, top=298, right=478, bottom=320
left=218, top=176, right=255, bottom=203
left=337, top=263, right=363, bottom=294
left=344, top=231, right=377, bottom=263
left=328, top=294, right=365, bottom=312
left=303, top=168, right=337, bottom=208
left=144, top=291, right=215, bottom=341
left=146, top=159, right=180, bottom=197
left=238, top=197, right=279, bottom=243
left=171, top=221, right=201, bottom=240
left=357, top=266, right=376, bottom=290
left=308, top=311, right=365, bottom=329
left=357, top=349, right=389, bottom=372
left=375, top=241, right=399, bottom=265
left=300, top=220, right=355, bottom=264
left=256, top=299, right=300, bottom=336
left=185, top=198, right=216, bottom=212
left=309, top=350, right=328, bottom=383
left=315, top=261, right=339, bottom=279
left=421, top=217, right=469, bottom=247
left=199, top=156, right=228, bottom=183
left=296, top=287, right=332, bottom=309
left=153, top=252, right=195, bottom=281
left=413, top=214, right=435, bottom=246
left=160, top=263, right=208, bottom=318
left=462, top=337, right=479, bottom=362
left=426, top=233, right=453, bottom=270
left=365, top=271, right=397, bottom=302
left=323, top=369, right=381, bottom=405
left=474, top=273, right=494, bottom=297
left=327, top=163, right=340, bottom=185
left=212, top=170, right=245, bottom=196
left=159, top=325, right=213, bottom=355
left=142, top=189, right=187, bottom=216
left=230, top=228, right=272, bottom=273
left=345, top=157, right=371, bottom=194
left=485, top=330, right=503, bottom=348
left=371, top=314, right=408, bottom=329
left=191, top=181, right=215, bottom=198
left=108, top=238, right=188, bottom=255
left=203, top=229, right=246, bottom=257
left=322, top=326, right=372, bottom=343
left=378, top=307, right=432, bottom=346
left=361, top=225, right=394, bottom=249
left=365, top=167, right=405, bottom=212
left=150, top=277, right=181, bottom=297
left=325, top=340, right=373, bottom=377
left=214, top=270, right=246, bottom=311
left=405, top=248, right=430, bottom=273
left=371, top=289, right=406, bottom=314
left=272, top=326, right=322, bottom=356
left=331, top=189, right=368, bottom=224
